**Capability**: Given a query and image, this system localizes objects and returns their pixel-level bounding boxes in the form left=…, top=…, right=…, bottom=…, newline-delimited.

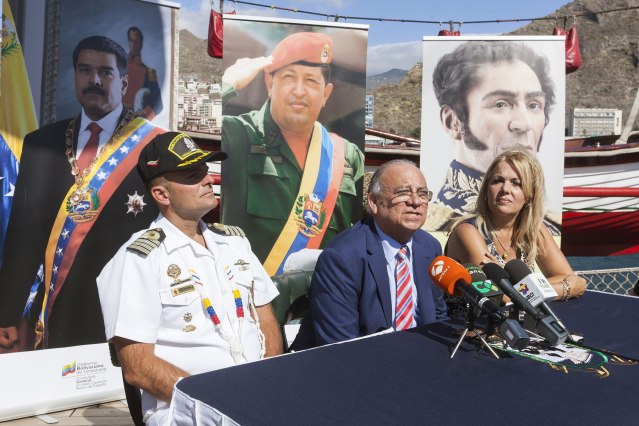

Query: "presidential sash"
left=34, top=117, right=164, bottom=348
left=263, top=122, right=344, bottom=276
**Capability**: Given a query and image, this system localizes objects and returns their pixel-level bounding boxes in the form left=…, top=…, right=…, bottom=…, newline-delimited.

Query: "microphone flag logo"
left=517, top=283, right=530, bottom=295
left=473, top=280, right=496, bottom=294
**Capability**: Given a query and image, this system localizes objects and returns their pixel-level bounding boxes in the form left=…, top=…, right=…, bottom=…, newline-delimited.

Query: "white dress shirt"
left=374, top=222, right=418, bottom=328
left=76, top=104, right=123, bottom=158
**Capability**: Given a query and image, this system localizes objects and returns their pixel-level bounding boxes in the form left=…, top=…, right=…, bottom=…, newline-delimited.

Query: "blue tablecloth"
left=174, top=291, right=639, bottom=425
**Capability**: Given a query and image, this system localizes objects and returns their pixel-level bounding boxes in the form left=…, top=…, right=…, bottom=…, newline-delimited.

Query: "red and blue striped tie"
left=395, top=245, right=415, bottom=330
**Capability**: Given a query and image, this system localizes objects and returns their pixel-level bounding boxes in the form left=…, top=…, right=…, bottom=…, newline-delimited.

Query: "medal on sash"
left=66, top=186, right=100, bottom=223
left=34, top=116, right=164, bottom=348
left=263, top=122, right=344, bottom=276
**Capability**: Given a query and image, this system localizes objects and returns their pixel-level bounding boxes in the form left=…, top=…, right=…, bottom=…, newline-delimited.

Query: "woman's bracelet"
left=561, top=278, right=571, bottom=302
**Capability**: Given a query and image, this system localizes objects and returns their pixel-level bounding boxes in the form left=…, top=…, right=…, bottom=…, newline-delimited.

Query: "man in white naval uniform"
left=97, top=132, right=282, bottom=425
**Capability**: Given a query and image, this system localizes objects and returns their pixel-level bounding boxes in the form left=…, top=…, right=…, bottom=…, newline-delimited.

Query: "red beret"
left=264, top=32, right=333, bottom=74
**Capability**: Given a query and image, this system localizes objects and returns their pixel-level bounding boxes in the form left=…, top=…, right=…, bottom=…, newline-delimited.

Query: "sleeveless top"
left=469, top=217, right=532, bottom=268
left=442, top=217, right=532, bottom=319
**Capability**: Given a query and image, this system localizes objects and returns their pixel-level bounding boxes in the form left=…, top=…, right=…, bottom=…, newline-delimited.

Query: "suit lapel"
left=70, top=114, right=81, bottom=152
left=413, top=236, right=435, bottom=326
left=365, top=219, right=392, bottom=327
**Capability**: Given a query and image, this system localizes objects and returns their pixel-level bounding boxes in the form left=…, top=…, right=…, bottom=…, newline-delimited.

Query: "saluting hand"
left=223, top=56, right=274, bottom=92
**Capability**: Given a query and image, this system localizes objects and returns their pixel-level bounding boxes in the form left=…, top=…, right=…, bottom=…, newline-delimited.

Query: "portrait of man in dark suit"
left=292, top=160, right=448, bottom=349
left=0, top=35, right=164, bottom=352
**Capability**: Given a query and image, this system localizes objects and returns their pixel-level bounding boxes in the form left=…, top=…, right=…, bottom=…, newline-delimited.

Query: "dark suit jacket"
left=291, top=217, right=448, bottom=349
left=0, top=111, right=159, bottom=348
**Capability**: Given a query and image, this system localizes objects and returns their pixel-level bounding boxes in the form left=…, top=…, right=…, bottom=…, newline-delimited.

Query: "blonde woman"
left=445, top=148, right=586, bottom=301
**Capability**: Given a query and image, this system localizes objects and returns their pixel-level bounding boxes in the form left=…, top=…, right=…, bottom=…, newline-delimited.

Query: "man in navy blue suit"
left=292, top=159, right=448, bottom=349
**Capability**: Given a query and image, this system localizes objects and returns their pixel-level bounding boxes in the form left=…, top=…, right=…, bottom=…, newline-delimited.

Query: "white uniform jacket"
left=97, top=214, right=279, bottom=420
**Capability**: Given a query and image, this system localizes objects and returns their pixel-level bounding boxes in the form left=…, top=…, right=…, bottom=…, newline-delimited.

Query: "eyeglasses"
left=383, top=188, right=433, bottom=203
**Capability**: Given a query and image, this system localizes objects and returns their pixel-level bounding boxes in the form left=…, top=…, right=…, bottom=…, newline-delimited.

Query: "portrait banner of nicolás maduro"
left=0, top=0, right=179, bottom=421
left=221, top=15, right=369, bottom=276
left=0, top=0, right=176, bottom=354
left=419, top=36, right=566, bottom=237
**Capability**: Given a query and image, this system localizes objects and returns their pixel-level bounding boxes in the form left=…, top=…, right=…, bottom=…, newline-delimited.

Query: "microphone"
left=482, top=263, right=544, bottom=320
left=505, top=259, right=566, bottom=328
left=463, top=264, right=504, bottom=305
left=430, top=257, right=529, bottom=350
left=482, top=263, right=569, bottom=346
left=430, top=257, right=501, bottom=317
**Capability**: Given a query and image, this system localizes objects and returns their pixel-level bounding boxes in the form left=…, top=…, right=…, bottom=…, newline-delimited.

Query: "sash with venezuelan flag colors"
left=0, top=0, right=38, bottom=266
left=34, top=117, right=164, bottom=348
left=263, top=122, right=344, bottom=276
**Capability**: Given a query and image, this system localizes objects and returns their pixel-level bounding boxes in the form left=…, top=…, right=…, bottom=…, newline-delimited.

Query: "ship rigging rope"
left=228, top=1, right=639, bottom=27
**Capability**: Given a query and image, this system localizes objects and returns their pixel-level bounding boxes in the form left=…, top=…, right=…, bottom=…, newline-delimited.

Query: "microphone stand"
left=450, top=306, right=500, bottom=359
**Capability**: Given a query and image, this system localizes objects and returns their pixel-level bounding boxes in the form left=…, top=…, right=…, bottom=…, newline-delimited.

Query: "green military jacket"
left=221, top=86, right=365, bottom=263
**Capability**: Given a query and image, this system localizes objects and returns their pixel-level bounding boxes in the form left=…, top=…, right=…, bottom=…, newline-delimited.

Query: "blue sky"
left=178, top=0, right=571, bottom=74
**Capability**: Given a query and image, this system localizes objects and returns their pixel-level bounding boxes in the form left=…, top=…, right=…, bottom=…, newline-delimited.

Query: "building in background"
left=365, top=95, right=374, bottom=128
left=177, top=78, right=222, bottom=133
left=572, top=108, right=622, bottom=137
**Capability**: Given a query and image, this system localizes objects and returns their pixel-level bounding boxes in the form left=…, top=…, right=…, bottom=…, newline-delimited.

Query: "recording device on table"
left=429, top=256, right=529, bottom=359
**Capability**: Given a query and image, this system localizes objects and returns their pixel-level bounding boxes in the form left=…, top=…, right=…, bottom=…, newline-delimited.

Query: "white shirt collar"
left=152, top=213, right=211, bottom=255
left=373, top=221, right=413, bottom=266
left=79, top=103, right=123, bottom=140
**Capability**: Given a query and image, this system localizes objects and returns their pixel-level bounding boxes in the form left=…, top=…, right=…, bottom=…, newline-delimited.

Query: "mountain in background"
left=370, top=0, right=639, bottom=137
left=510, top=0, right=639, bottom=135
left=179, top=0, right=639, bottom=138
left=179, top=29, right=222, bottom=82
left=370, top=65, right=423, bottom=138
left=366, top=68, right=408, bottom=92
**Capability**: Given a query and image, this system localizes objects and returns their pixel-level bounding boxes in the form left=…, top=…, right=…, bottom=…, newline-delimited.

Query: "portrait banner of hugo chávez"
left=419, top=36, right=566, bottom=234
left=221, top=16, right=369, bottom=276
left=0, top=33, right=166, bottom=353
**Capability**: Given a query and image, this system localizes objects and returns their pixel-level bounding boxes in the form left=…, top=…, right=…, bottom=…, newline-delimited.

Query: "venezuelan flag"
left=0, top=0, right=38, bottom=265
left=61, top=361, right=77, bottom=376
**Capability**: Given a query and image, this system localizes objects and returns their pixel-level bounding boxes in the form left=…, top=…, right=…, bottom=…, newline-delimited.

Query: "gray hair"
left=367, top=159, right=422, bottom=213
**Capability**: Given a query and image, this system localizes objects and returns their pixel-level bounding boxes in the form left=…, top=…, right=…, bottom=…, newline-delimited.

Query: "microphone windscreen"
left=482, top=262, right=511, bottom=284
left=429, top=256, right=471, bottom=296
left=464, top=264, right=504, bottom=300
left=505, top=258, right=558, bottom=302
left=504, top=259, right=532, bottom=283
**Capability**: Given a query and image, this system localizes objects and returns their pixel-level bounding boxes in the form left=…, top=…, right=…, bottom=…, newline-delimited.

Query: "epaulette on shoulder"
left=208, top=223, right=246, bottom=238
left=127, top=228, right=165, bottom=257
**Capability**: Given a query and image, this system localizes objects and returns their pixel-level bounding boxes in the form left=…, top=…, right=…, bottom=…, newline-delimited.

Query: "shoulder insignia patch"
left=127, top=228, right=165, bottom=257
left=208, top=223, right=246, bottom=238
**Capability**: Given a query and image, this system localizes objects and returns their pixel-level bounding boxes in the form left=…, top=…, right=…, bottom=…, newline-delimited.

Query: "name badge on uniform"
left=171, top=283, right=196, bottom=297
left=235, top=259, right=250, bottom=271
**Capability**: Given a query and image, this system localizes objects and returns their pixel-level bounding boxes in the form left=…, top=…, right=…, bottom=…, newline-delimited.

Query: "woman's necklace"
left=492, top=229, right=511, bottom=260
